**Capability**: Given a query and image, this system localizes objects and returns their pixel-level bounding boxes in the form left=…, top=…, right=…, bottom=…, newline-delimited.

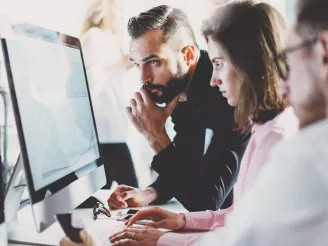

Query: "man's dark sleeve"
left=148, top=118, right=206, bottom=204
left=148, top=102, right=207, bottom=206
left=149, top=128, right=250, bottom=211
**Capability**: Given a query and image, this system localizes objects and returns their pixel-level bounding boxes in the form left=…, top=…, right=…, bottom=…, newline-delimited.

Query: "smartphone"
left=126, top=209, right=139, bottom=215
left=117, top=214, right=134, bottom=221
left=117, top=213, right=152, bottom=226
left=56, top=213, right=85, bottom=243
left=116, top=209, right=139, bottom=221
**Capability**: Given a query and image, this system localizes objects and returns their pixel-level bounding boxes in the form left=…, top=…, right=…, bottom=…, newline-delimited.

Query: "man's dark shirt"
left=149, top=50, right=250, bottom=211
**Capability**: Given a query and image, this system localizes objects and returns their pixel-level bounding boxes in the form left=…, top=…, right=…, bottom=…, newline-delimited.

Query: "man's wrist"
left=146, top=132, right=171, bottom=154
left=143, top=187, right=159, bottom=204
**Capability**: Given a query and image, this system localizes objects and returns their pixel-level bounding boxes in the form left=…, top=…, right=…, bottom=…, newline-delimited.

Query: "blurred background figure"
left=80, top=0, right=138, bottom=188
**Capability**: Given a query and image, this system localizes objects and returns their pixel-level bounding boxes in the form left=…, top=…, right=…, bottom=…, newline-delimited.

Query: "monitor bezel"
left=1, top=24, right=102, bottom=204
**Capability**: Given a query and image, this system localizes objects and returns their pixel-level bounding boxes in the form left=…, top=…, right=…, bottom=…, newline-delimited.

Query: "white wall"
left=0, top=0, right=86, bottom=36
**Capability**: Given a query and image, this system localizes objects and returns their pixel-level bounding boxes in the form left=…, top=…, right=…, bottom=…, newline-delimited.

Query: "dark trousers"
left=99, top=143, right=139, bottom=189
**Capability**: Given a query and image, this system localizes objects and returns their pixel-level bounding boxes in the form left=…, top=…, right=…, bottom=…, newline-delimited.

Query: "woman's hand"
left=125, top=207, right=186, bottom=230
left=109, top=226, right=164, bottom=246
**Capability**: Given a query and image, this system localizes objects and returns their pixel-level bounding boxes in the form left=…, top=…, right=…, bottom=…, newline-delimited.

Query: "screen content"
left=6, top=35, right=99, bottom=191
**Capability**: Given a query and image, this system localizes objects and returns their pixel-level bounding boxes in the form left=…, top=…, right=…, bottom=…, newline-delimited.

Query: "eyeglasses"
left=93, top=202, right=111, bottom=219
left=274, top=37, right=318, bottom=81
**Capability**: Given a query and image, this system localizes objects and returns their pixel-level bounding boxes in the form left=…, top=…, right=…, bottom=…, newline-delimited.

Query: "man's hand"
left=60, top=230, right=98, bottom=246
left=109, top=226, right=164, bottom=246
left=125, top=207, right=186, bottom=230
left=107, top=185, right=158, bottom=209
left=126, top=88, right=180, bottom=153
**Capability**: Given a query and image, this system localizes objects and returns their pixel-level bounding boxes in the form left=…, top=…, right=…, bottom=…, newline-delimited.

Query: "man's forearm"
left=143, top=187, right=159, bottom=205
left=151, top=145, right=239, bottom=211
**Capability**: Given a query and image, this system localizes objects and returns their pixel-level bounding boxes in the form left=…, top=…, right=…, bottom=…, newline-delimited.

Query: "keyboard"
left=87, top=219, right=126, bottom=246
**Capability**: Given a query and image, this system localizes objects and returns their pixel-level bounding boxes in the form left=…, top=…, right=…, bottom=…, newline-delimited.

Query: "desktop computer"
left=1, top=22, right=107, bottom=243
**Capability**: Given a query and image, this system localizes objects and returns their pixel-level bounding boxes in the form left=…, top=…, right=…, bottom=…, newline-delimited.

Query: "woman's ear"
left=182, top=45, right=196, bottom=66
left=319, top=32, right=328, bottom=64
left=319, top=32, right=328, bottom=89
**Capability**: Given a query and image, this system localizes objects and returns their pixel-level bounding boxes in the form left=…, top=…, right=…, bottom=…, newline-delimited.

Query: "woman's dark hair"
left=202, top=0, right=287, bottom=129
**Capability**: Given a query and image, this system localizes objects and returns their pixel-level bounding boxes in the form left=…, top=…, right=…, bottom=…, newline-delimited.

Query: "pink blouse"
left=158, top=107, right=298, bottom=246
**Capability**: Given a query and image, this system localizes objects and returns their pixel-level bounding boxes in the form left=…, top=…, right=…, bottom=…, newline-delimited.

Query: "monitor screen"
left=3, top=26, right=100, bottom=194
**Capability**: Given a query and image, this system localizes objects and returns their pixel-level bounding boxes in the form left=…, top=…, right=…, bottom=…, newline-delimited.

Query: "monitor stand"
left=5, top=155, right=64, bottom=245
left=5, top=155, right=26, bottom=223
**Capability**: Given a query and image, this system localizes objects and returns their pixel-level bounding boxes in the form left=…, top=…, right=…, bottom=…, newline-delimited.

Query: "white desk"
left=8, top=189, right=187, bottom=246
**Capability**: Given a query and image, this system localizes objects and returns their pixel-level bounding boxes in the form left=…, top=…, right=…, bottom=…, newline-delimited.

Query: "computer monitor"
left=0, top=153, right=8, bottom=246
left=1, top=23, right=106, bottom=232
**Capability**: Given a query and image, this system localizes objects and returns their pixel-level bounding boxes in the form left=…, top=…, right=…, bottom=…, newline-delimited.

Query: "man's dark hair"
left=127, top=5, right=198, bottom=49
left=296, top=0, right=328, bottom=37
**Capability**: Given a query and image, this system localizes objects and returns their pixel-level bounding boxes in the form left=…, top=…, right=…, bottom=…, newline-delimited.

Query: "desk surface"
left=8, top=189, right=187, bottom=246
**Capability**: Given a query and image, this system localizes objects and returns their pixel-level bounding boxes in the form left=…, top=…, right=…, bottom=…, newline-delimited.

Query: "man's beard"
left=142, top=68, right=189, bottom=104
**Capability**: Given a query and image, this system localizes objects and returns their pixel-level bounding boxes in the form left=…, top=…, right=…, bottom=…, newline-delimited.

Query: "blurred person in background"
left=81, top=0, right=138, bottom=188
